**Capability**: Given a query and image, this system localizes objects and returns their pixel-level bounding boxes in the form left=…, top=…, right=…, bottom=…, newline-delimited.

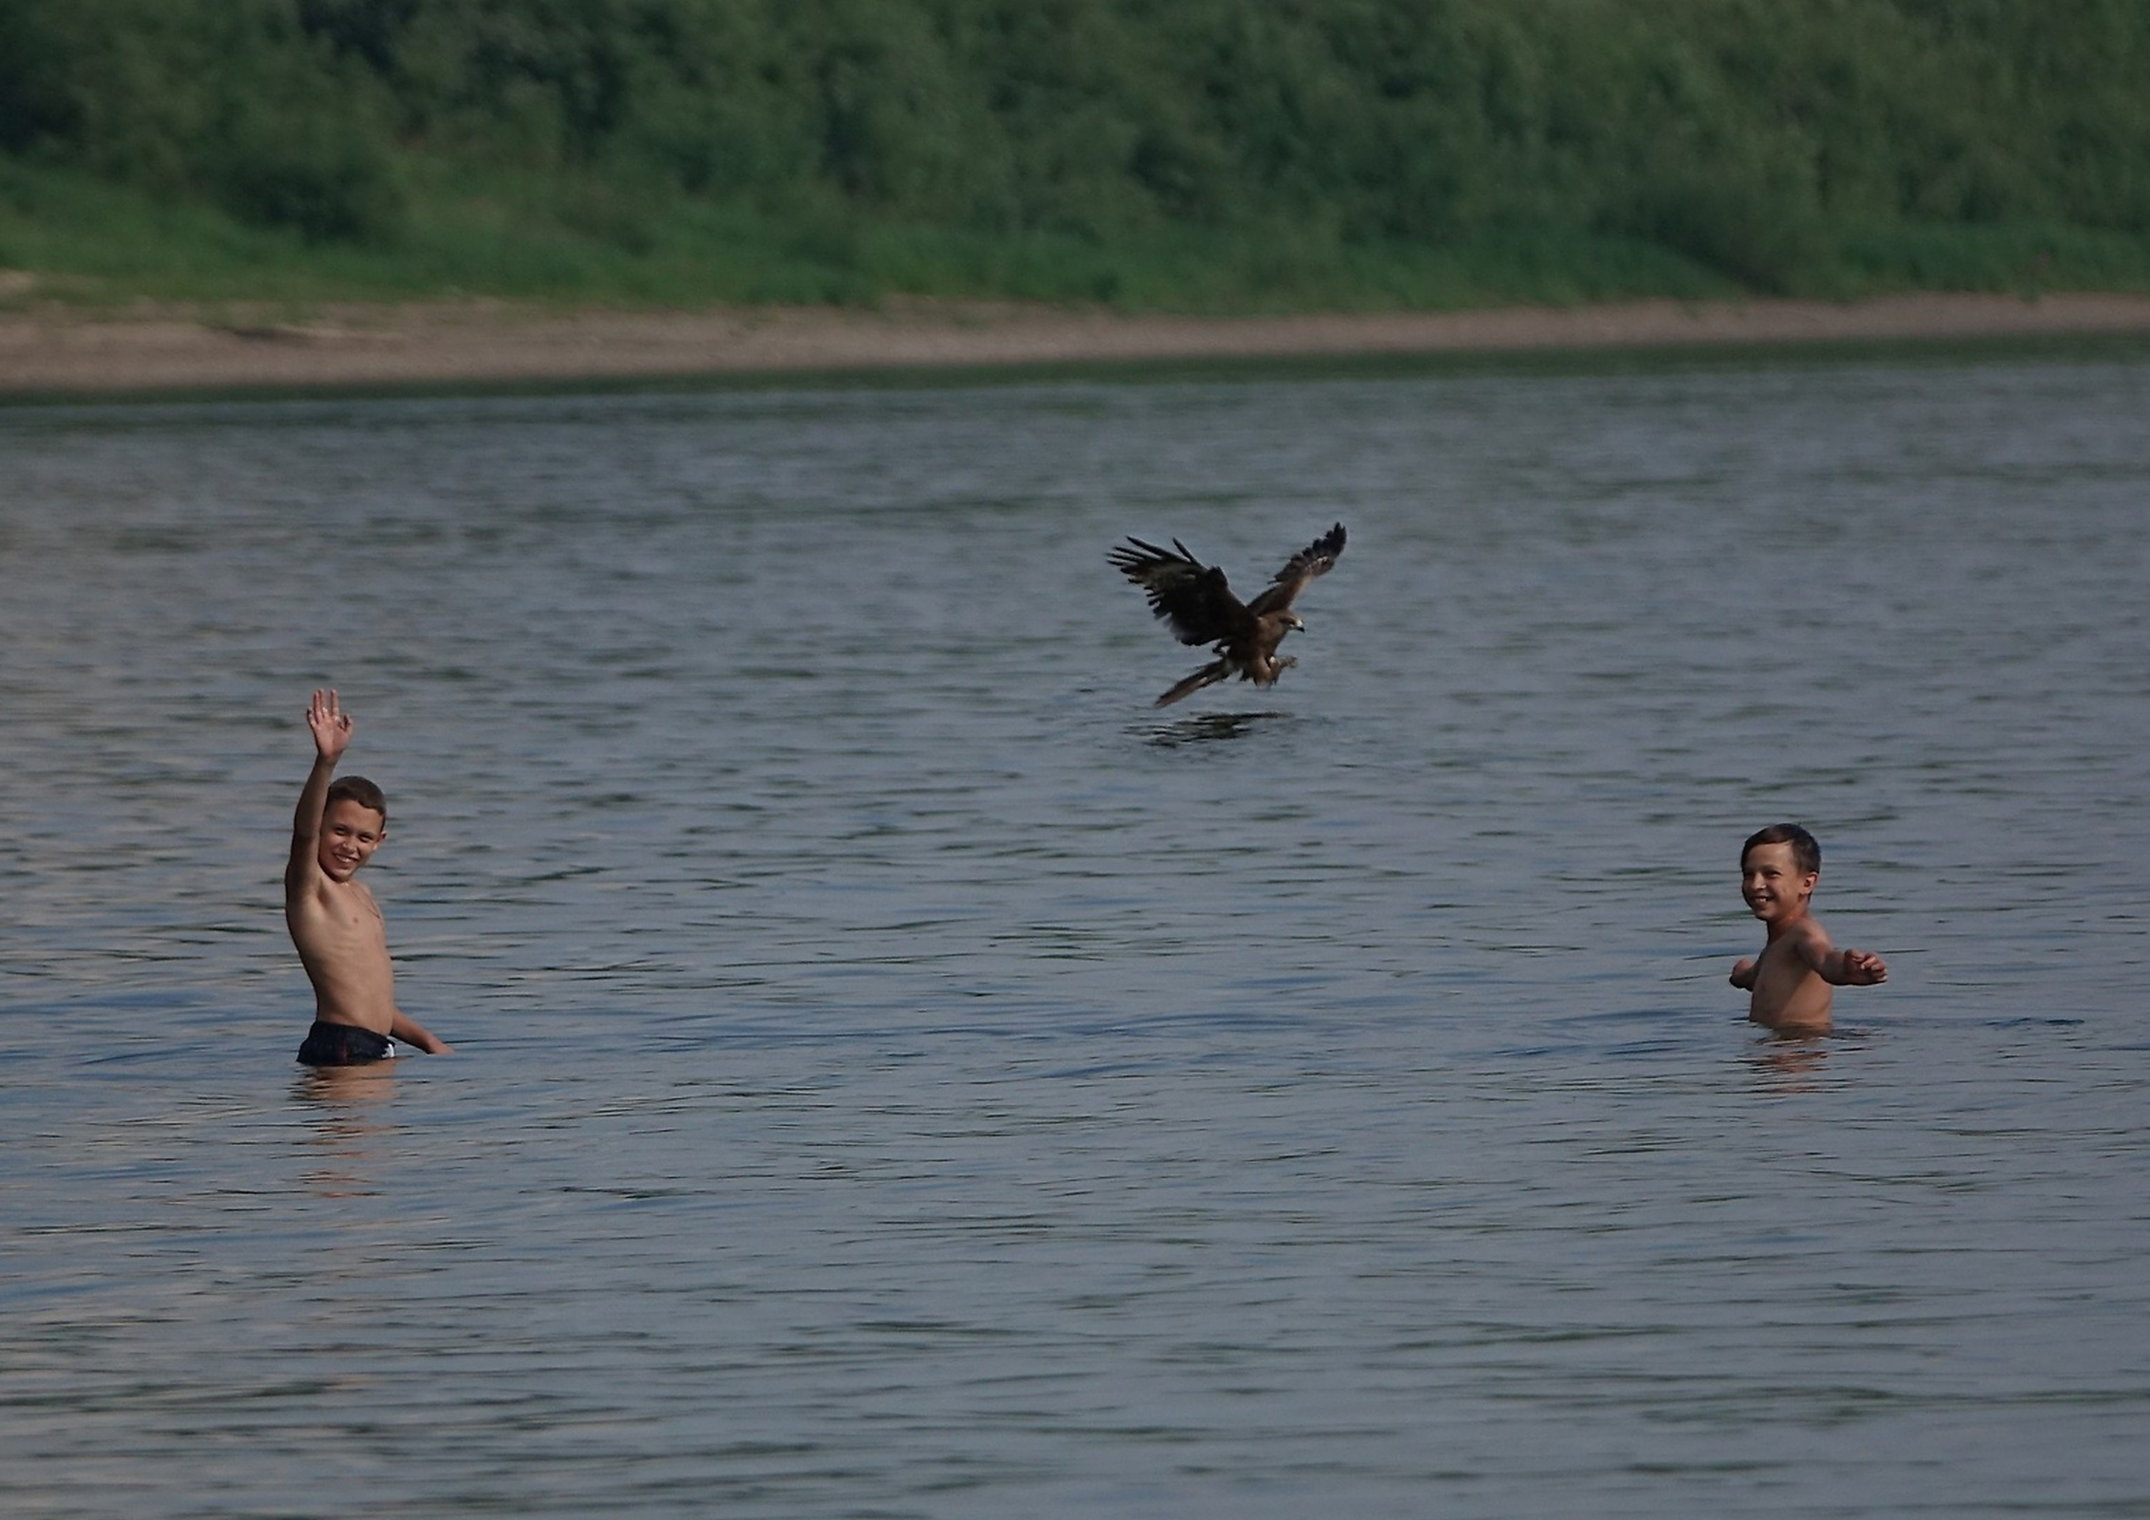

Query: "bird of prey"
left=1108, top=523, right=1346, bottom=706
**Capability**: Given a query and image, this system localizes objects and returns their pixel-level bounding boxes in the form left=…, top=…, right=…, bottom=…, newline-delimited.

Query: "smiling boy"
left=287, top=689, right=451, bottom=1065
left=1730, top=823, right=1887, bottom=1035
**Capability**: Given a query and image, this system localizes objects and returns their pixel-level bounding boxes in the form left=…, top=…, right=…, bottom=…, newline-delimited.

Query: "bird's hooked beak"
left=1283, top=613, right=1306, bottom=632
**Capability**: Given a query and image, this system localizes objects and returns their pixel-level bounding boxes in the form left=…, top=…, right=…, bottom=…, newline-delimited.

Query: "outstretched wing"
left=1245, top=522, right=1346, bottom=618
left=1108, top=536, right=1249, bottom=646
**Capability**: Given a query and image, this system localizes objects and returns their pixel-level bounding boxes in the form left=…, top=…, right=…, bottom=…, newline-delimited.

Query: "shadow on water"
left=1140, top=710, right=1294, bottom=748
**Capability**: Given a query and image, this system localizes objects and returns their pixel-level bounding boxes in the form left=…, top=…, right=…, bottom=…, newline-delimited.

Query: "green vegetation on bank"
left=3, top=0, right=2149, bottom=312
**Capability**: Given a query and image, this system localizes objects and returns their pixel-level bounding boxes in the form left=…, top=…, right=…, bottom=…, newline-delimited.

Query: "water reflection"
left=1141, top=710, right=1292, bottom=747
left=1741, top=1026, right=1884, bottom=1095
left=1743, top=1031, right=1834, bottom=1093
left=292, top=1065, right=397, bottom=1197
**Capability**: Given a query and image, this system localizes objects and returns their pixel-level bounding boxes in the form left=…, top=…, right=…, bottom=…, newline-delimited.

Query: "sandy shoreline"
left=5, top=290, right=2150, bottom=396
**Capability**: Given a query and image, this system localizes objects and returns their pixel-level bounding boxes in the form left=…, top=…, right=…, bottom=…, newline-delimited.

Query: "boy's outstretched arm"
left=1794, top=925, right=1888, bottom=987
left=287, top=689, right=352, bottom=895
left=1826, top=948, right=1889, bottom=986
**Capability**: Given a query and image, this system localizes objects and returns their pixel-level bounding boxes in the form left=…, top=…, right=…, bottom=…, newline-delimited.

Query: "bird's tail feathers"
left=1156, top=660, right=1230, bottom=707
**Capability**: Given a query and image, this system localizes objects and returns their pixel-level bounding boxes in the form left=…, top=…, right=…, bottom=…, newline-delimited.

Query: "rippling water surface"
left=3, top=349, right=2147, bottom=1517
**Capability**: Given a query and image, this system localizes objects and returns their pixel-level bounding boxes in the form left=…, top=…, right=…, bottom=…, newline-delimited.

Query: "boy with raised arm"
left=1730, top=823, right=1887, bottom=1036
left=288, top=689, right=451, bottom=1065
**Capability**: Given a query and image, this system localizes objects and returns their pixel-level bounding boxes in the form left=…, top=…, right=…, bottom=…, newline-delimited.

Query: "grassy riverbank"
left=5, top=1, right=2150, bottom=314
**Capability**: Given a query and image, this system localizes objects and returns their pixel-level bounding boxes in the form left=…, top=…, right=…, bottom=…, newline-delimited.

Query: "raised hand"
left=307, top=688, right=354, bottom=764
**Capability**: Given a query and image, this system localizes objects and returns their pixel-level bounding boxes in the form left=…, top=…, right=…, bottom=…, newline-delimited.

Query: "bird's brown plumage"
left=1108, top=523, right=1346, bottom=705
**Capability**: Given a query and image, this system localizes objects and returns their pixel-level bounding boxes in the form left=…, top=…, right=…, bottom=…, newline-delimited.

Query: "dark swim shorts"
left=296, top=1021, right=395, bottom=1066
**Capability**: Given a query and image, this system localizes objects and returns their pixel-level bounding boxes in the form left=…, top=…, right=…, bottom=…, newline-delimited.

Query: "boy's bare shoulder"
left=1776, top=914, right=1834, bottom=959
left=286, top=865, right=378, bottom=928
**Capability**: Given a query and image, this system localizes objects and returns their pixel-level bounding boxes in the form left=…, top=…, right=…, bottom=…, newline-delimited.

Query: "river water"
left=3, top=346, right=2147, bottom=1517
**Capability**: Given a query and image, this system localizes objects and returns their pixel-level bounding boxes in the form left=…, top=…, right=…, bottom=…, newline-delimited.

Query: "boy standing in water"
left=1730, top=823, right=1888, bottom=1035
left=288, top=689, right=452, bottom=1065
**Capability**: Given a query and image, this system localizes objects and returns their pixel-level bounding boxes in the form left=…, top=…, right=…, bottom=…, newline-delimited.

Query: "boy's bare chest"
left=304, top=883, right=386, bottom=943
left=1756, top=935, right=1816, bottom=986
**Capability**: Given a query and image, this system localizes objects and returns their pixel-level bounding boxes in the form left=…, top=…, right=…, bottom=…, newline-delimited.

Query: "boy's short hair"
left=327, top=775, right=388, bottom=826
left=1743, top=822, right=1818, bottom=875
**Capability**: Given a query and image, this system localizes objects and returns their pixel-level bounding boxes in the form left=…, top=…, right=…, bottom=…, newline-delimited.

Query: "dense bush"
left=3, top=0, right=2147, bottom=301
left=0, top=0, right=403, bottom=240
